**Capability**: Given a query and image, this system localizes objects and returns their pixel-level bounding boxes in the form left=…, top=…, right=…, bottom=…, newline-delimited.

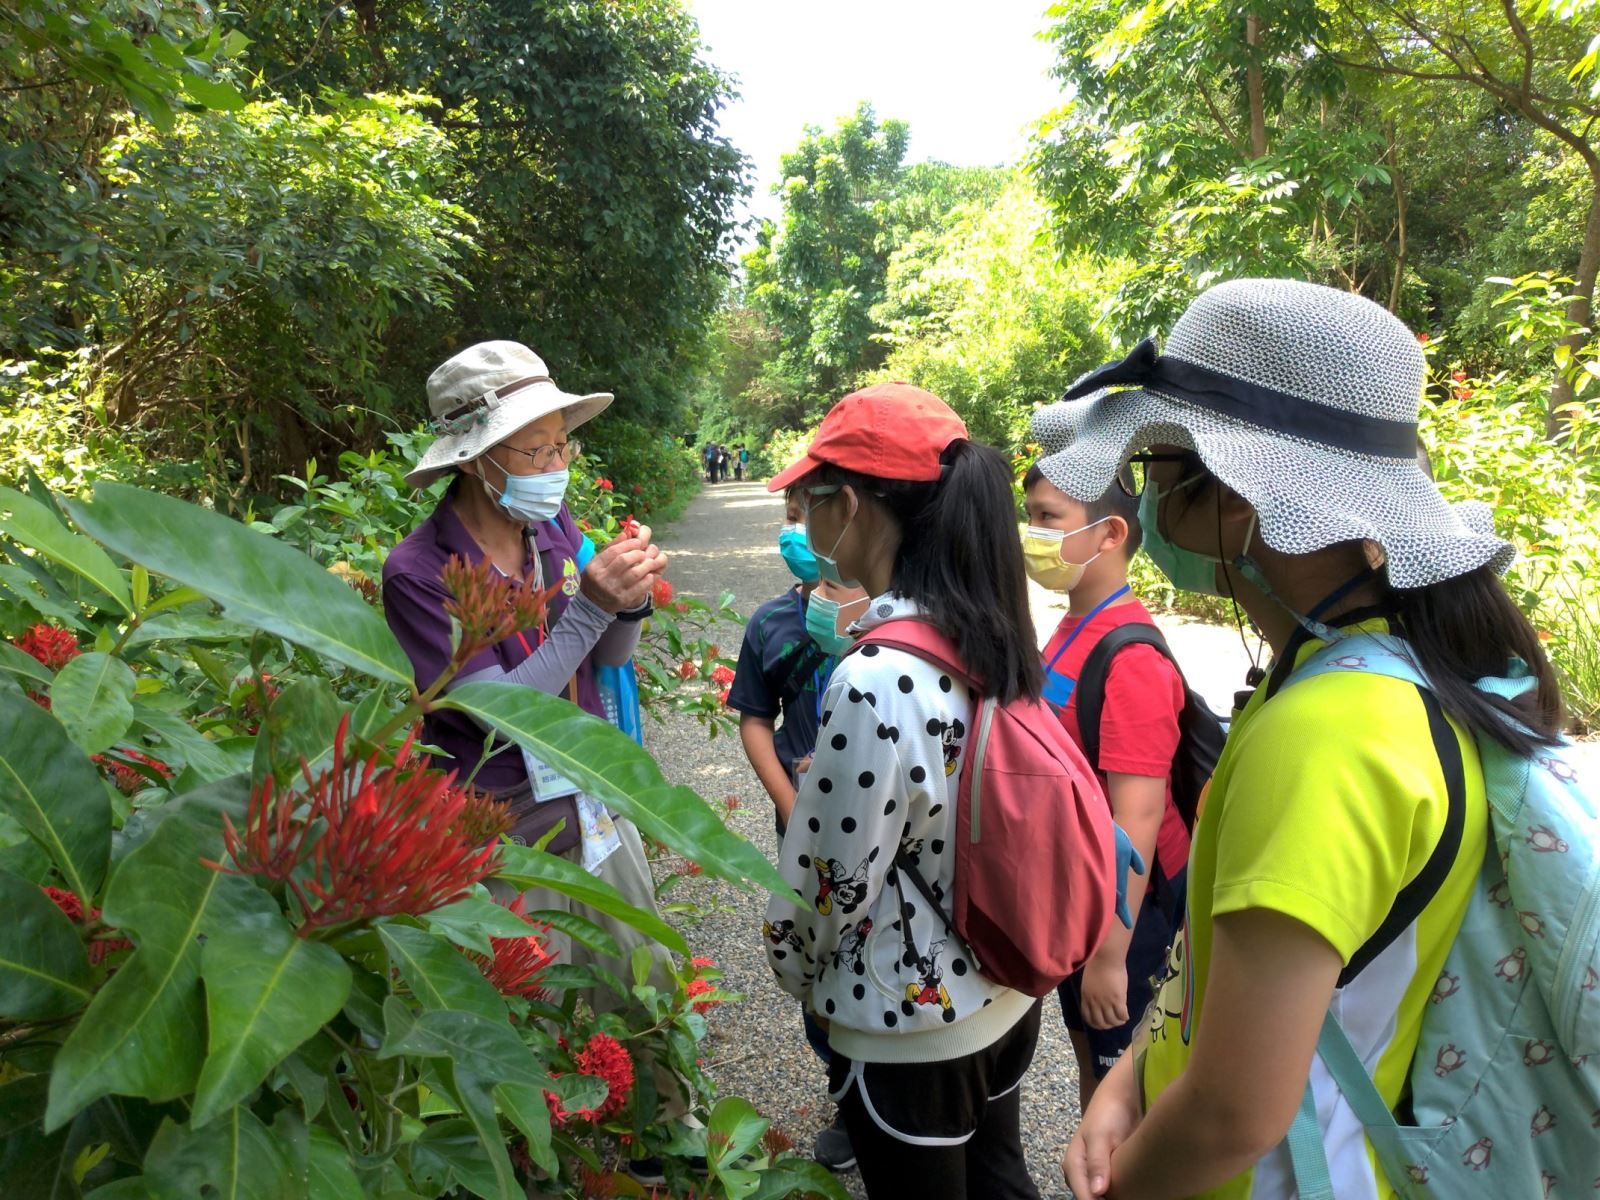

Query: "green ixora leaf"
left=0, top=486, right=132, bottom=614
left=0, top=867, right=93, bottom=1020
left=50, top=651, right=136, bottom=755
left=441, top=682, right=799, bottom=903
left=0, top=681, right=112, bottom=904
left=65, top=483, right=413, bottom=686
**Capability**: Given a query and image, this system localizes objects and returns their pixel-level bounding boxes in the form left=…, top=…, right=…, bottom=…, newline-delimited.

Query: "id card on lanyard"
left=1041, top=585, right=1130, bottom=710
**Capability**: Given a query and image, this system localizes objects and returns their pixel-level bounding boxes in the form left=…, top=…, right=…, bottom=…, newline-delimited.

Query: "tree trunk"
left=1387, top=122, right=1407, bottom=313
left=1552, top=171, right=1600, bottom=437
left=1246, top=15, right=1268, bottom=160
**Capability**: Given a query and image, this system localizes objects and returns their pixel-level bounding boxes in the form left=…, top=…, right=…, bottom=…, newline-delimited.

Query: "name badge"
left=521, top=747, right=581, bottom=802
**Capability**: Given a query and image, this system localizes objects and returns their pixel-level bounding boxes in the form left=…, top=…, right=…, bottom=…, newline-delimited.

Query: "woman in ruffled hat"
left=1040, top=281, right=1561, bottom=1200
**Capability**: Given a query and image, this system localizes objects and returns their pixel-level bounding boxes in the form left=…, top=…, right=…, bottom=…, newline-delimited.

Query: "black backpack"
left=1074, top=623, right=1225, bottom=835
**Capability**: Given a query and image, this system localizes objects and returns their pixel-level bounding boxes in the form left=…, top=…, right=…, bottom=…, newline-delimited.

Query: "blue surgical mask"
left=1138, top=477, right=1228, bottom=596
left=485, top=464, right=568, bottom=525
left=806, top=593, right=867, bottom=656
left=778, top=524, right=820, bottom=583
left=804, top=487, right=860, bottom=587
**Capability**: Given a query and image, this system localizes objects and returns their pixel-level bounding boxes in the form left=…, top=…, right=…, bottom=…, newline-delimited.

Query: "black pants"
left=831, top=1002, right=1043, bottom=1200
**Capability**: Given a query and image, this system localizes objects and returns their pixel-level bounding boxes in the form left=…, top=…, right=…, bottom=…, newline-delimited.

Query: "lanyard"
left=1043, top=584, right=1131, bottom=676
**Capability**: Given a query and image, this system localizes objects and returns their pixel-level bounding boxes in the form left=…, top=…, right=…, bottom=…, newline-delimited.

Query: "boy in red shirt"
left=1022, top=463, right=1189, bottom=1109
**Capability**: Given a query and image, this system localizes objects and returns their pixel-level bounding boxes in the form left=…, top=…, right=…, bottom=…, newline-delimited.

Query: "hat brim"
left=1031, top=386, right=1515, bottom=589
left=405, top=386, right=613, bottom=489
left=767, top=453, right=826, bottom=493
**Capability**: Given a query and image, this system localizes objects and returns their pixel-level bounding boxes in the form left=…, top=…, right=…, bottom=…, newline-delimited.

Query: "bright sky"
left=688, top=0, right=1065, bottom=242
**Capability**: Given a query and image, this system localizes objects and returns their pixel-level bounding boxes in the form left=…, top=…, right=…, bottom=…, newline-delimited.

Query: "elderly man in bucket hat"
left=382, top=342, right=698, bottom=1148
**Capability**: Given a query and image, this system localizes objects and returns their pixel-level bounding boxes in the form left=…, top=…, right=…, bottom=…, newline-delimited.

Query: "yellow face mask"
left=1021, top=521, right=1105, bottom=592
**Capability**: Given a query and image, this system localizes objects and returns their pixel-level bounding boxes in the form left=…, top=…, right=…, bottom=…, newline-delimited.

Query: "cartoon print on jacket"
left=903, top=938, right=957, bottom=1023
left=836, top=918, right=872, bottom=975
left=814, top=853, right=873, bottom=916
left=762, top=918, right=805, bottom=960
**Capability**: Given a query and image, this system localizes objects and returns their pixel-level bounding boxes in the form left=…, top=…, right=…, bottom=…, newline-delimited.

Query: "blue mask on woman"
left=778, top=524, right=820, bottom=583
left=489, top=467, right=569, bottom=525
left=1138, top=477, right=1227, bottom=596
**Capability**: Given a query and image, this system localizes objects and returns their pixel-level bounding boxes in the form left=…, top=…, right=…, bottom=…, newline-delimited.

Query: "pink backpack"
left=849, top=620, right=1118, bottom=996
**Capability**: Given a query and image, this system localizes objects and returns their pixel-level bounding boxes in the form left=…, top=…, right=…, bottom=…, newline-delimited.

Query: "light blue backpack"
left=1282, top=633, right=1599, bottom=1200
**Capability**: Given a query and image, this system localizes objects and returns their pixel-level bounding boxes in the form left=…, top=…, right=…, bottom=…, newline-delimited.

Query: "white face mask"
left=482, top=457, right=569, bottom=525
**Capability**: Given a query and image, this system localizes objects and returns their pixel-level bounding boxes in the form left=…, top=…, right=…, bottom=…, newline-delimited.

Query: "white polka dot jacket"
left=761, top=594, right=1037, bottom=1063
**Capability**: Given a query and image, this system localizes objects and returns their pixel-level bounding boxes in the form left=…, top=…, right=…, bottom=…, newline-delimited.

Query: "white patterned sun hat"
left=406, top=341, right=612, bottom=488
left=1030, top=279, right=1514, bottom=589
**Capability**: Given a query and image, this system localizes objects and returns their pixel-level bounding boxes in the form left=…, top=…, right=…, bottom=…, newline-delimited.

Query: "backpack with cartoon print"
left=1281, top=632, right=1600, bottom=1200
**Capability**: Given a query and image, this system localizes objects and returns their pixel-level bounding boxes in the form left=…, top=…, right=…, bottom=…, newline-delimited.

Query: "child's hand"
left=1063, top=1054, right=1142, bottom=1197
left=1081, top=955, right=1130, bottom=1030
left=793, top=754, right=814, bottom=778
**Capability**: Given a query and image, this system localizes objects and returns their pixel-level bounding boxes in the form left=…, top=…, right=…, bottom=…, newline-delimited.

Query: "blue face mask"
left=486, top=463, right=568, bottom=525
left=803, top=486, right=861, bottom=587
left=778, top=524, right=820, bottom=583
left=806, top=593, right=866, bottom=656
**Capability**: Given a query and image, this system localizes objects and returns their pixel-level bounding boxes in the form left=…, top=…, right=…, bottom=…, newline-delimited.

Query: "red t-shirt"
left=1040, top=597, right=1190, bottom=877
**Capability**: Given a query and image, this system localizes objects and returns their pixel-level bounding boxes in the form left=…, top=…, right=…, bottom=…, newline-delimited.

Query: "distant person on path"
left=381, top=342, right=694, bottom=1135
left=1048, top=281, right=1561, bottom=1200
left=703, top=440, right=717, bottom=483
left=729, top=486, right=867, bottom=1172
left=734, top=443, right=748, bottom=481
left=718, top=443, right=731, bottom=482
left=1020, top=464, right=1188, bottom=1110
left=762, top=383, right=1050, bottom=1200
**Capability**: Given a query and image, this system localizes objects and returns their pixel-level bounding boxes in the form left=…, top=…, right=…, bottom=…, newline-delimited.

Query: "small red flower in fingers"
left=620, top=516, right=641, bottom=539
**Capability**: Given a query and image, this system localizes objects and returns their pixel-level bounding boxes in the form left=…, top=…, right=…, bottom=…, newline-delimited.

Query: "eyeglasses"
left=501, top=439, right=582, bottom=472
left=1116, top=452, right=1203, bottom=497
left=798, top=483, right=841, bottom=510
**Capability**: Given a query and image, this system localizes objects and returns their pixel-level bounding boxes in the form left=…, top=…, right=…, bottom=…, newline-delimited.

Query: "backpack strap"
left=771, top=636, right=829, bottom=710
left=849, top=619, right=972, bottom=683
left=1075, top=622, right=1176, bottom=776
left=1275, top=634, right=1469, bottom=987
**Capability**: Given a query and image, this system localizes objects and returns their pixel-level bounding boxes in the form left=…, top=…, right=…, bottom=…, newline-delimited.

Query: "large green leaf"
left=409, top=1117, right=500, bottom=1199
left=0, top=641, right=52, bottom=687
left=422, top=891, right=558, bottom=957
left=50, top=652, right=136, bottom=755
left=443, top=681, right=798, bottom=901
left=706, top=1096, right=769, bottom=1170
left=45, top=808, right=277, bottom=1130
left=0, top=681, right=111, bottom=903
left=0, top=867, right=93, bottom=1020
left=65, top=483, right=412, bottom=686
left=131, top=706, right=243, bottom=784
left=378, top=1001, right=544, bottom=1086
left=141, top=1108, right=293, bottom=1200
left=494, top=843, right=689, bottom=958
left=305, top=1125, right=362, bottom=1200
left=493, top=1081, right=556, bottom=1178
left=0, top=487, right=131, bottom=614
left=746, top=1159, right=853, bottom=1200
left=376, top=924, right=505, bottom=1020
left=250, top=677, right=342, bottom=787
left=0, top=564, right=85, bottom=628
left=191, top=913, right=352, bottom=1128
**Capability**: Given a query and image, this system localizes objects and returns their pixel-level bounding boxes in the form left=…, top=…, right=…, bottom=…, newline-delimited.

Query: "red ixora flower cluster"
left=92, top=749, right=173, bottom=796
left=595, top=477, right=614, bottom=492
left=42, top=886, right=130, bottom=964
left=686, top=955, right=723, bottom=1014
left=544, top=1032, right=635, bottom=1124
left=441, top=554, right=555, bottom=664
left=12, top=623, right=80, bottom=671
left=212, top=715, right=510, bottom=933
left=651, top=576, right=673, bottom=608
left=471, top=893, right=557, bottom=1000
left=677, top=659, right=697, bottom=681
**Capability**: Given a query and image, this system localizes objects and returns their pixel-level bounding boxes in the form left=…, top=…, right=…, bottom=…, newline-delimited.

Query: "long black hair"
left=1170, top=466, right=1563, bottom=753
left=812, top=439, right=1042, bottom=703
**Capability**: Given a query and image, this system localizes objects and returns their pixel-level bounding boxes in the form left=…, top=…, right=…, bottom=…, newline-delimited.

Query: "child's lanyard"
left=1043, top=584, right=1132, bottom=676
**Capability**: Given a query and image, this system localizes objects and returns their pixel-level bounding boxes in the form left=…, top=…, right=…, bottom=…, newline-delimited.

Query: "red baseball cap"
left=768, top=382, right=969, bottom=492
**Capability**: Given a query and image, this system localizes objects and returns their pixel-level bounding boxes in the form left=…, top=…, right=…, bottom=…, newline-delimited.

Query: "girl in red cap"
left=761, top=383, right=1047, bottom=1199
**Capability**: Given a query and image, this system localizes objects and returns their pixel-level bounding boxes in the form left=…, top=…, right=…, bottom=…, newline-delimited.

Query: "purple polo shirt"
left=382, top=482, right=604, bottom=794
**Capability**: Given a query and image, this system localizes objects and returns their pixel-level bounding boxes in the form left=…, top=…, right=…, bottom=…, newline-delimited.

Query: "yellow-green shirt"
left=1139, top=622, right=1486, bottom=1200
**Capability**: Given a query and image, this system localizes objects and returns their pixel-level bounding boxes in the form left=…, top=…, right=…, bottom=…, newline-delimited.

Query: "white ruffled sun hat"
left=405, top=341, right=612, bottom=489
left=1030, top=278, right=1514, bottom=589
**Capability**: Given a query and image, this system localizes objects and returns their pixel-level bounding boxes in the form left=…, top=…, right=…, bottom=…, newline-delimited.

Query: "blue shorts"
left=1057, top=874, right=1181, bottom=1079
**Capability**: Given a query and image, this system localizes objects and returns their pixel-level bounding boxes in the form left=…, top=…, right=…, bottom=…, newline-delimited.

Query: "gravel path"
left=641, top=480, right=1260, bottom=1198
